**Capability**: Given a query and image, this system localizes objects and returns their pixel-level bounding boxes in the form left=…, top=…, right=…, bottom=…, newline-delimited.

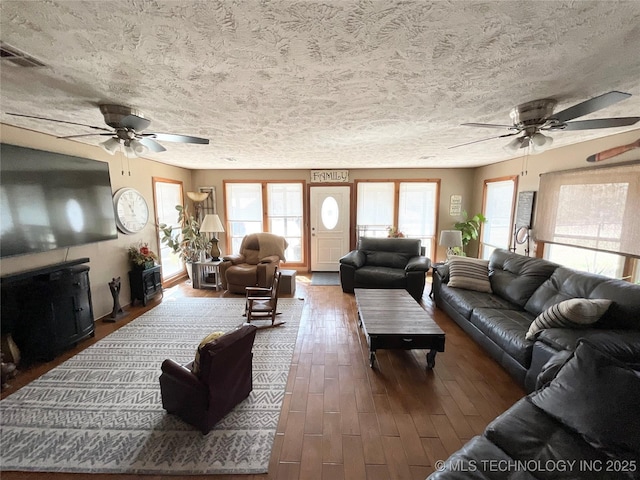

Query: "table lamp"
left=200, top=214, right=225, bottom=260
left=439, top=230, right=463, bottom=261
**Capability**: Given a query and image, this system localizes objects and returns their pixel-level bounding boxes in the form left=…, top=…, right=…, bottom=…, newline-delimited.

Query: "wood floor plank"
left=342, top=435, right=367, bottom=480
left=304, top=394, right=324, bottom=434
left=358, top=412, right=385, bottom=465
left=393, top=413, right=430, bottom=466
left=322, top=412, right=343, bottom=464
left=299, top=434, right=323, bottom=480
left=322, top=463, right=345, bottom=480
left=380, top=435, right=414, bottom=479
left=280, top=411, right=306, bottom=462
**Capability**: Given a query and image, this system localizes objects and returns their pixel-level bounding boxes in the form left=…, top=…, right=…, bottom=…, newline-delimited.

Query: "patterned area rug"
left=0, top=297, right=304, bottom=475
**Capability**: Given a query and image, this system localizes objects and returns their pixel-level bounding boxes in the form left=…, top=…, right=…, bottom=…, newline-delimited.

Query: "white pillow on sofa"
left=525, top=298, right=612, bottom=340
left=447, top=256, right=492, bottom=293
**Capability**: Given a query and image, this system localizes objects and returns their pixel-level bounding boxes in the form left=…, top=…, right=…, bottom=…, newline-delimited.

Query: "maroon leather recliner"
left=159, top=323, right=258, bottom=434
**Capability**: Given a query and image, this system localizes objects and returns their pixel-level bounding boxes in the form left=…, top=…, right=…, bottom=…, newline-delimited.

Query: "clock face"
left=113, top=188, right=149, bottom=234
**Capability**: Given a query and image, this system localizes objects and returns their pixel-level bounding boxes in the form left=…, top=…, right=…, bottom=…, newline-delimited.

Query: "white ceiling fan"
left=7, top=104, right=209, bottom=157
left=450, top=91, right=640, bottom=152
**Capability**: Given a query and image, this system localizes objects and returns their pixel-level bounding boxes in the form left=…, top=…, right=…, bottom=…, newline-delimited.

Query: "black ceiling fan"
left=6, top=104, right=209, bottom=156
left=450, top=91, right=639, bottom=150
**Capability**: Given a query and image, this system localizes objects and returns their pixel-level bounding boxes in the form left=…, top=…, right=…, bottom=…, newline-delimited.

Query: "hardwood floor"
left=1, top=274, right=525, bottom=479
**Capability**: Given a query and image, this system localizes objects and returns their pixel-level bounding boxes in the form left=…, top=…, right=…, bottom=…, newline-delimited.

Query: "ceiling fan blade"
left=137, top=137, right=167, bottom=153
left=461, top=122, right=515, bottom=129
left=448, top=132, right=520, bottom=149
left=120, top=114, right=151, bottom=132
left=144, top=132, right=209, bottom=144
left=57, top=133, right=114, bottom=139
left=553, top=91, right=631, bottom=123
left=5, top=112, right=112, bottom=132
left=561, top=117, right=640, bottom=130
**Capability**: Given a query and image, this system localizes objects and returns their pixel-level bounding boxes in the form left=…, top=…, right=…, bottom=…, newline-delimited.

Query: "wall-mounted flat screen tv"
left=0, top=143, right=118, bottom=258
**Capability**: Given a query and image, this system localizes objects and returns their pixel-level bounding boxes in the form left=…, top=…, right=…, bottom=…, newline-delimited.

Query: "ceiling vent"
left=0, top=42, right=45, bottom=67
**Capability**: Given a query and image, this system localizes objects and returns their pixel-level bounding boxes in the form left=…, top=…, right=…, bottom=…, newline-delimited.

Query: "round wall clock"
left=113, top=187, right=149, bottom=234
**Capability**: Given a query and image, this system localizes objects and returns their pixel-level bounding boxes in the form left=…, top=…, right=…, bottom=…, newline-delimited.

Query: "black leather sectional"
left=428, top=340, right=640, bottom=479
left=432, top=249, right=640, bottom=392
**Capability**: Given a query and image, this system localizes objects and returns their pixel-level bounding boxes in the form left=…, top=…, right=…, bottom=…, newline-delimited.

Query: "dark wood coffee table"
left=355, top=288, right=445, bottom=369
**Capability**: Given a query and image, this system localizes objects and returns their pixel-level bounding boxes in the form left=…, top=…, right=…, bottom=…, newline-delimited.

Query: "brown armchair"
left=159, top=324, right=258, bottom=434
left=220, top=233, right=288, bottom=294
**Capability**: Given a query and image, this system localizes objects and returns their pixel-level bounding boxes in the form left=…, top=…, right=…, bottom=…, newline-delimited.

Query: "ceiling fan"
left=450, top=91, right=640, bottom=151
left=6, top=104, right=209, bottom=157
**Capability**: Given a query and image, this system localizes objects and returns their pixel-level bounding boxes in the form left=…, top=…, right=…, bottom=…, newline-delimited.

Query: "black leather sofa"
left=432, top=249, right=640, bottom=392
left=428, top=340, right=640, bottom=480
left=339, top=237, right=431, bottom=301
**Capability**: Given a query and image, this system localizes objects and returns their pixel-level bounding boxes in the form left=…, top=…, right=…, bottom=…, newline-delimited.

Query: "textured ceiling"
left=1, top=0, right=640, bottom=170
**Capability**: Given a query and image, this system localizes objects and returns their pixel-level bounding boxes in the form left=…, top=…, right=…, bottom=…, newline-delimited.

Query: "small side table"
left=129, top=265, right=163, bottom=306
left=192, top=260, right=223, bottom=290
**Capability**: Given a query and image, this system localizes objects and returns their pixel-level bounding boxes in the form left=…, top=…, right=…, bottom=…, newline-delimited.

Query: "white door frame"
left=309, top=185, right=352, bottom=271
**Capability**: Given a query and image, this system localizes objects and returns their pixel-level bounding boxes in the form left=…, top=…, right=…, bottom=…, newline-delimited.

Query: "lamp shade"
left=439, top=230, right=462, bottom=248
left=187, top=191, right=210, bottom=203
left=200, top=214, right=225, bottom=233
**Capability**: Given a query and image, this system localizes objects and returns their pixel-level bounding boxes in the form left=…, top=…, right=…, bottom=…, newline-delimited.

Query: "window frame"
left=480, top=175, right=518, bottom=260
left=355, top=178, right=440, bottom=259
left=152, top=177, right=184, bottom=282
left=224, top=180, right=306, bottom=265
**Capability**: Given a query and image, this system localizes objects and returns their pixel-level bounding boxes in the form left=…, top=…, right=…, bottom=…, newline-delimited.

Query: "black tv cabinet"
left=0, top=258, right=95, bottom=364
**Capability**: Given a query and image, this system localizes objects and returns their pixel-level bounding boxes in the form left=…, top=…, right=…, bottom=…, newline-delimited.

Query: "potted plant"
left=159, top=205, right=210, bottom=268
left=386, top=226, right=405, bottom=238
left=127, top=242, right=158, bottom=270
left=453, top=211, right=487, bottom=255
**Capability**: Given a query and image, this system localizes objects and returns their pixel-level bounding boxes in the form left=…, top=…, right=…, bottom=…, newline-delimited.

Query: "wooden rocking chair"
left=245, top=270, right=285, bottom=328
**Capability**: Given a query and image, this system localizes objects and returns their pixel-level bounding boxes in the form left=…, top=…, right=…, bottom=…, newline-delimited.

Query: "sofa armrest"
left=259, top=254, right=280, bottom=264
left=535, top=349, right=573, bottom=391
left=435, top=263, right=449, bottom=283
left=339, top=250, right=365, bottom=268
left=406, top=256, right=431, bottom=272
left=160, top=359, right=208, bottom=393
left=222, top=253, right=245, bottom=264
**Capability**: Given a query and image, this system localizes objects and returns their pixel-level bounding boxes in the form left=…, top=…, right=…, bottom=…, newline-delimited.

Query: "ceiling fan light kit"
left=100, top=137, right=120, bottom=155
left=455, top=91, right=639, bottom=152
left=7, top=104, right=209, bottom=159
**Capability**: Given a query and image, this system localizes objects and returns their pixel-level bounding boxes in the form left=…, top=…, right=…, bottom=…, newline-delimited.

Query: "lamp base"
left=210, top=238, right=221, bottom=261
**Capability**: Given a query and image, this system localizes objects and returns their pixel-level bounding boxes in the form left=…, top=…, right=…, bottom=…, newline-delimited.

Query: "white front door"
left=310, top=186, right=351, bottom=271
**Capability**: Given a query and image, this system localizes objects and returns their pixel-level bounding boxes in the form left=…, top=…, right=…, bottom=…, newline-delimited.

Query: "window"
left=267, top=183, right=303, bottom=262
left=225, top=181, right=304, bottom=262
left=537, top=162, right=640, bottom=280
left=356, top=182, right=394, bottom=238
left=481, top=177, right=517, bottom=260
left=153, top=178, right=183, bottom=280
left=545, top=244, right=626, bottom=278
left=398, top=182, right=438, bottom=258
left=356, top=180, right=439, bottom=258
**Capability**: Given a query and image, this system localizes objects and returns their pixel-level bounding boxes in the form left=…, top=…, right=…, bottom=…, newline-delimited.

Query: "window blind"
left=535, top=161, right=640, bottom=257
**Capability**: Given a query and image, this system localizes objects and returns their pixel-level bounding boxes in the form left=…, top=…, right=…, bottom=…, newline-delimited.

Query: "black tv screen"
left=0, top=143, right=118, bottom=258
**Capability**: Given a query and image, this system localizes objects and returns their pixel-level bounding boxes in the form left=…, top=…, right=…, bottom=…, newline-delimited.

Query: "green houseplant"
left=453, top=211, right=487, bottom=255
left=159, top=205, right=210, bottom=264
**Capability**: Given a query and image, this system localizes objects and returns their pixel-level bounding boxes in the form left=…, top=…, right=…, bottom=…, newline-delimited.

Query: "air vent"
left=0, top=42, right=46, bottom=67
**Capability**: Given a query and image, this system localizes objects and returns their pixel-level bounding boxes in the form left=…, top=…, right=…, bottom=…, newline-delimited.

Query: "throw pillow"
left=525, top=298, right=612, bottom=340
left=192, top=331, right=225, bottom=376
left=447, top=256, right=492, bottom=293
left=530, top=341, right=640, bottom=456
